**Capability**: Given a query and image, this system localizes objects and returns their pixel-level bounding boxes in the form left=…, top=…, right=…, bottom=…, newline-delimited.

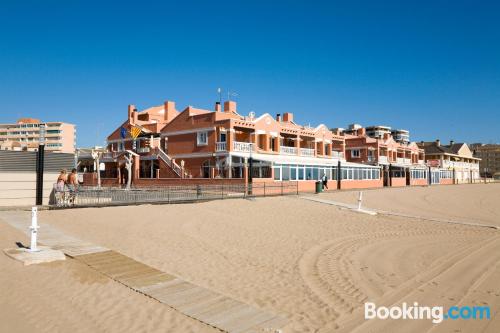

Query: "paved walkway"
left=0, top=211, right=288, bottom=333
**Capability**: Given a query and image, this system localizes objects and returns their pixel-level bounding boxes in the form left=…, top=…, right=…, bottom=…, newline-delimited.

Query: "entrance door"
left=383, top=168, right=389, bottom=187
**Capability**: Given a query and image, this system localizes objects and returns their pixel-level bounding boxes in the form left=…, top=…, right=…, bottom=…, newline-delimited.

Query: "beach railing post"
left=29, top=207, right=40, bottom=252
left=357, top=191, right=363, bottom=211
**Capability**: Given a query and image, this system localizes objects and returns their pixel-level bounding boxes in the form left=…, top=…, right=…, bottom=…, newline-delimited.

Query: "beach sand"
left=1, top=183, right=499, bottom=332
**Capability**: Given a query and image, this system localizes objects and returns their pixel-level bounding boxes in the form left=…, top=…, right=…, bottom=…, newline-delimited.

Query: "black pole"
left=35, top=144, right=45, bottom=205
left=248, top=157, right=253, bottom=183
left=248, top=157, right=253, bottom=195
left=389, top=163, right=393, bottom=187
left=337, top=160, right=341, bottom=190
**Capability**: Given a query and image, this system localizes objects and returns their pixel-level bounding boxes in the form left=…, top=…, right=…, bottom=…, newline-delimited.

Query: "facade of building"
left=418, top=140, right=481, bottom=183
left=89, top=98, right=485, bottom=190
left=471, top=143, right=500, bottom=179
left=99, top=100, right=386, bottom=190
left=0, top=118, right=76, bottom=153
left=342, top=126, right=427, bottom=187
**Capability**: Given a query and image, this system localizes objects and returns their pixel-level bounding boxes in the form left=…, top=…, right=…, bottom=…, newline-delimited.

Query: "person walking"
left=67, top=168, right=79, bottom=205
left=321, top=173, right=328, bottom=190
left=56, top=169, right=67, bottom=191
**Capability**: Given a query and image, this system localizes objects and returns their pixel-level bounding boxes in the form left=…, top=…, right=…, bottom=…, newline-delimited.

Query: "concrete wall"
left=391, top=177, right=407, bottom=187
left=0, top=172, right=59, bottom=206
left=341, top=179, right=384, bottom=189
left=440, top=178, right=454, bottom=185
left=410, top=178, right=428, bottom=186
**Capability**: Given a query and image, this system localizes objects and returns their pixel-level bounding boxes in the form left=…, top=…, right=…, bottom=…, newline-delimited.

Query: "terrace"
left=215, top=128, right=345, bottom=159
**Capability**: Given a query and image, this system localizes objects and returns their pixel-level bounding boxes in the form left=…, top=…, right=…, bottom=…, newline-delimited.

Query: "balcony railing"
left=418, top=159, right=425, bottom=165
left=396, top=157, right=412, bottom=165
left=280, top=146, right=297, bottom=155
left=215, top=142, right=227, bottom=152
left=300, top=148, right=315, bottom=157
left=233, top=141, right=253, bottom=153
left=331, top=151, right=345, bottom=159
left=137, top=147, right=150, bottom=153
left=379, top=156, right=388, bottom=164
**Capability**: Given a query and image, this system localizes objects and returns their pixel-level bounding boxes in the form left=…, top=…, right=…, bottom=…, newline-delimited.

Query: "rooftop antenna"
left=217, top=88, right=222, bottom=105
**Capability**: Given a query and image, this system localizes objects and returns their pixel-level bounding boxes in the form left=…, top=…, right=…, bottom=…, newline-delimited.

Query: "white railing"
left=379, top=156, right=388, bottom=164
left=215, top=142, right=227, bottom=152
left=404, top=158, right=411, bottom=165
left=418, top=159, right=425, bottom=165
left=396, top=157, right=405, bottom=164
left=156, top=147, right=182, bottom=176
left=280, top=146, right=297, bottom=155
left=137, top=147, right=150, bottom=153
left=367, top=156, right=376, bottom=162
left=300, top=148, right=315, bottom=157
left=331, top=151, right=343, bottom=158
left=233, top=141, right=253, bottom=153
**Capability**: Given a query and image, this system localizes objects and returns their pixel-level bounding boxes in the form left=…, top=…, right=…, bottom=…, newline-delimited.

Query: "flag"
left=120, top=127, right=127, bottom=139
left=130, top=125, right=142, bottom=139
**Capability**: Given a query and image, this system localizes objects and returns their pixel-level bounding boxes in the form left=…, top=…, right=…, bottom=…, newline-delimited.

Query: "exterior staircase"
left=155, top=147, right=185, bottom=178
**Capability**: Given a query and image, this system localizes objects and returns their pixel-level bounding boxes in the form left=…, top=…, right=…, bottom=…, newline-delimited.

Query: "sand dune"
left=1, top=183, right=499, bottom=332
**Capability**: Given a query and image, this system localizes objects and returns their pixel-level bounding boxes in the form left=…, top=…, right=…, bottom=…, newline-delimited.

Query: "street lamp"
left=35, top=123, right=46, bottom=205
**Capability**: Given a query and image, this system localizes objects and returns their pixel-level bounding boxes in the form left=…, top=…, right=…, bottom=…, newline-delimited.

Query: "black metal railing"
left=52, top=182, right=299, bottom=208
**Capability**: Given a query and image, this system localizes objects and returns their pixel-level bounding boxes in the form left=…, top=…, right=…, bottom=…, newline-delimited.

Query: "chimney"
left=215, top=101, right=221, bottom=112
left=132, top=108, right=139, bottom=125
left=450, top=140, right=454, bottom=146
left=283, top=112, right=293, bottom=122
left=383, top=133, right=390, bottom=140
left=163, top=100, right=177, bottom=122
left=276, top=113, right=281, bottom=122
left=223, top=101, right=237, bottom=113
left=128, top=104, right=136, bottom=123
left=436, top=139, right=440, bottom=146
left=357, top=128, right=366, bottom=136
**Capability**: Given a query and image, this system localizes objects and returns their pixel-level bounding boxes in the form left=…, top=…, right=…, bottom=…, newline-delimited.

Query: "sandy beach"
left=1, top=183, right=499, bottom=332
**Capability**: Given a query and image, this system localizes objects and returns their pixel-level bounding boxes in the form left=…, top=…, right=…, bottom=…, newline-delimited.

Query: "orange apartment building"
left=80, top=98, right=480, bottom=191
left=99, top=99, right=383, bottom=190
left=341, top=124, right=429, bottom=186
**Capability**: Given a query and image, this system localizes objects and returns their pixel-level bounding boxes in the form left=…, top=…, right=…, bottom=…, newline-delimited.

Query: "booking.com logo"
left=365, top=302, right=491, bottom=324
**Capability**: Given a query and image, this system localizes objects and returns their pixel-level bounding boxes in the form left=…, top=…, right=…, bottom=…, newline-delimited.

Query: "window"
left=220, top=132, right=227, bottom=142
left=351, top=149, right=360, bottom=158
left=197, top=131, right=208, bottom=146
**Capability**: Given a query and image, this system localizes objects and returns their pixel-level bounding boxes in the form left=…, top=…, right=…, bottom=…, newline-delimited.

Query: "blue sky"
left=1, top=1, right=499, bottom=147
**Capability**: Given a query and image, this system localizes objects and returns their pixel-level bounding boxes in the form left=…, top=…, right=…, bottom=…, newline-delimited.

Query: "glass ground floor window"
left=271, top=164, right=380, bottom=181
left=341, top=167, right=380, bottom=180
left=410, top=169, right=428, bottom=179
left=440, top=169, right=453, bottom=179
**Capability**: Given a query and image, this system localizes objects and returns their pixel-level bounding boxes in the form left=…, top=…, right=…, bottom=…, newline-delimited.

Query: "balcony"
left=215, top=142, right=227, bottom=152
left=233, top=141, right=253, bottom=153
left=137, top=147, right=151, bottom=153
left=395, top=157, right=412, bottom=165
left=280, top=146, right=298, bottom=155
left=331, top=151, right=345, bottom=159
left=379, top=156, right=388, bottom=164
left=300, top=148, right=315, bottom=157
